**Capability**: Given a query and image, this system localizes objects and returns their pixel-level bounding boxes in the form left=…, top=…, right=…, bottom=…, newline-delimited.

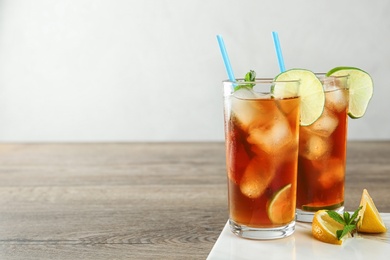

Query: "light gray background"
left=0, top=0, right=389, bottom=142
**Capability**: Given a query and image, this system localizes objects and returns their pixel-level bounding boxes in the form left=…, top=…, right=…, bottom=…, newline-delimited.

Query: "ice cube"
left=322, top=77, right=337, bottom=89
left=240, top=157, right=275, bottom=198
left=233, top=87, right=261, bottom=99
left=299, top=135, right=331, bottom=160
left=226, top=133, right=251, bottom=185
left=229, top=90, right=260, bottom=130
left=315, top=157, right=345, bottom=189
left=247, top=115, right=293, bottom=155
left=308, top=109, right=339, bottom=137
left=229, top=98, right=253, bottom=130
left=325, top=88, right=349, bottom=113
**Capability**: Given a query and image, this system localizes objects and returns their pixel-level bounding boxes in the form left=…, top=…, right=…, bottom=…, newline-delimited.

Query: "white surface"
left=208, top=214, right=390, bottom=260
left=0, top=0, right=389, bottom=141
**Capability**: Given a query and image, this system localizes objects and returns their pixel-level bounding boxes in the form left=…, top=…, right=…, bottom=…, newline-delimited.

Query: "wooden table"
left=0, top=141, right=389, bottom=259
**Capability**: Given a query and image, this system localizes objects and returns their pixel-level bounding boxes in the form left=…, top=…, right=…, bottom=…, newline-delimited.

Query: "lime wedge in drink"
left=267, top=184, right=294, bottom=225
left=302, top=202, right=344, bottom=212
left=274, top=69, right=325, bottom=126
left=326, top=67, right=373, bottom=119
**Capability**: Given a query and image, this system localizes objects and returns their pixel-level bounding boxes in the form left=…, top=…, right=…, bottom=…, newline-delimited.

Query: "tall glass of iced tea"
left=223, top=78, right=300, bottom=239
left=296, top=74, right=349, bottom=222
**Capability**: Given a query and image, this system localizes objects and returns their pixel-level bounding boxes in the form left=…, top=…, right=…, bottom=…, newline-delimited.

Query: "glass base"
left=229, top=219, right=295, bottom=240
left=296, top=205, right=344, bottom=223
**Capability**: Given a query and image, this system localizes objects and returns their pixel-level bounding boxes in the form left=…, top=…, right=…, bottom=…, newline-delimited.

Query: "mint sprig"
left=244, top=70, right=256, bottom=82
left=327, top=206, right=362, bottom=240
left=234, top=70, right=256, bottom=91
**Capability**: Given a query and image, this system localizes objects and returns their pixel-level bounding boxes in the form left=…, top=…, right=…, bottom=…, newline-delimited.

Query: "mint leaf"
left=350, top=206, right=363, bottom=223
left=337, top=224, right=356, bottom=240
left=234, top=70, right=256, bottom=91
left=327, top=207, right=363, bottom=241
left=343, top=212, right=351, bottom=224
left=336, top=230, right=343, bottom=240
left=245, top=70, right=256, bottom=82
left=327, top=210, right=345, bottom=225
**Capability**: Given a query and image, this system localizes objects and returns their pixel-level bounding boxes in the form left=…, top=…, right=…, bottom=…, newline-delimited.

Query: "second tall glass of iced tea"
left=296, top=74, right=349, bottom=222
left=223, top=78, right=300, bottom=239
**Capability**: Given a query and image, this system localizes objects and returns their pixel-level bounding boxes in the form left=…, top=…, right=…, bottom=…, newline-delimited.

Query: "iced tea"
left=296, top=75, right=349, bottom=222
left=223, top=79, right=300, bottom=239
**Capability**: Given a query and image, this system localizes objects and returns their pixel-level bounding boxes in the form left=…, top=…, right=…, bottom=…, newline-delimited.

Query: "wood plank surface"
left=0, top=141, right=389, bottom=259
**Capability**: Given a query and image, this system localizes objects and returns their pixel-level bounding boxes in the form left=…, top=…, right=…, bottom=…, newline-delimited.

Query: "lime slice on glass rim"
left=273, top=69, right=325, bottom=126
left=326, top=67, right=373, bottom=119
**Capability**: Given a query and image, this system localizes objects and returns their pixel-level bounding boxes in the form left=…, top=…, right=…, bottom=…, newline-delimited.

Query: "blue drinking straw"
left=272, top=31, right=286, bottom=72
left=216, top=35, right=236, bottom=82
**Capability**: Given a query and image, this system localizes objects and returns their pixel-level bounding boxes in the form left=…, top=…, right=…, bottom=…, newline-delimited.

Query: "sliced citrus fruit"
left=267, top=184, right=295, bottom=225
left=357, top=189, right=387, bottom=233
left=326, top=67, right=373, bottom=119
left=312, top=210, right=345, bottom=245
left=274, top=69, right=325, bottom=126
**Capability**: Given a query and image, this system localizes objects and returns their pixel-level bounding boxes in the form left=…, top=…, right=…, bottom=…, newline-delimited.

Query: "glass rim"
left=223, top=78, right=300, bottom=84
left=315, top=73, right=349, bottom=92
left=315, top=73, right=349, bottom=79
